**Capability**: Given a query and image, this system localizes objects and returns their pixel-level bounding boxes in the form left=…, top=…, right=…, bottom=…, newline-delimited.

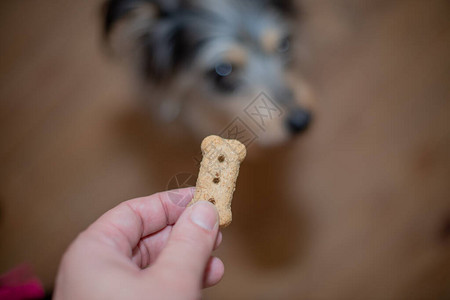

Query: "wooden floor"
left=1, top=0, right=449, bottom=299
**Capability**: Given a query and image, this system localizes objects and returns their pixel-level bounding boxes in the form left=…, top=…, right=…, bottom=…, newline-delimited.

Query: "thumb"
left=151, top=201, right=219, bottom=291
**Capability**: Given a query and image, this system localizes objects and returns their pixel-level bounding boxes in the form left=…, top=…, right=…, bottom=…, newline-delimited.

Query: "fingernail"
left=190, top=201, right=218, bottom=231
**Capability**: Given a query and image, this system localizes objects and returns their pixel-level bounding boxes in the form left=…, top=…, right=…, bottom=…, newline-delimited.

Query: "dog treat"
left=189, top=135, right=246, bottom=228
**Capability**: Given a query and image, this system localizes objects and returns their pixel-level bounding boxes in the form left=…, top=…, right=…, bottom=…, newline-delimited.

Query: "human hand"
left=54, top=188, right=223, bottom=300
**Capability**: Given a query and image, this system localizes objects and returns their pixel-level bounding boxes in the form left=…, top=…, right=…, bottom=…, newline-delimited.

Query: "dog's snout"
left=286, top=108, right=312, bottom=134
left=276, top=88, right=295, bottom=106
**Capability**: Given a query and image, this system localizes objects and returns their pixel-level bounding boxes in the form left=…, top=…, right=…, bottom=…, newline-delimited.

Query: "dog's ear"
left=103, top=0, right=180, bottom=35
left=140, top=19, right=192, bottom=80
left=266, top=0, right=298, bottom=17
left=103, top=0, right=191, bottom=80
left=105, top=0, right=150, bottom=35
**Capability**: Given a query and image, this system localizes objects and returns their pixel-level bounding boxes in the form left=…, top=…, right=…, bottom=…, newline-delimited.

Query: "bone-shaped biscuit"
left=189, top=135, right=246, bottom=228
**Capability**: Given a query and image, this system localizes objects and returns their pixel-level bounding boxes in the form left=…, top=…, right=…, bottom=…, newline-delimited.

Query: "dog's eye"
left=215, top=62, right=233, bottom=76
left=277, top=36, right=291, bottom=53
left=206, top=62, right=240, bottom=93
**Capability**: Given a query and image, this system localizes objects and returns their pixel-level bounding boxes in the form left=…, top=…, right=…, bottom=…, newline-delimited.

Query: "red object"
left=0, top=265, right=45, bottom=300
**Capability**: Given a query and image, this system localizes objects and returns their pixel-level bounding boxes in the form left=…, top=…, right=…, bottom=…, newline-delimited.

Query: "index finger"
left=84, top=187, right=195, bottom=257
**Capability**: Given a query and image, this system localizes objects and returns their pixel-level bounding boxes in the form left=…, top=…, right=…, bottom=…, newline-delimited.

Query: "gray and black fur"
left=104, top=0, right=312, bottom=146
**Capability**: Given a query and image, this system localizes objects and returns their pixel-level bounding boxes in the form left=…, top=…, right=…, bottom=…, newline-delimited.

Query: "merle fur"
left=103, top=0, right=295, bottom=80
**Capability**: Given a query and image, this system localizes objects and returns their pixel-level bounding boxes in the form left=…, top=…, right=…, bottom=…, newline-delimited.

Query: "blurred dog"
left=104, top=0, right=312, bottom=146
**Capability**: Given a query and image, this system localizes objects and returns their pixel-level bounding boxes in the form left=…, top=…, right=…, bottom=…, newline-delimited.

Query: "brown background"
left=1, top=0, right=449, bottom=299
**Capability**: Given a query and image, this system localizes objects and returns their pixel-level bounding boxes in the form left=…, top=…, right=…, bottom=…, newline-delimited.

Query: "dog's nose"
left=286, top=108, right=312, bottom=134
